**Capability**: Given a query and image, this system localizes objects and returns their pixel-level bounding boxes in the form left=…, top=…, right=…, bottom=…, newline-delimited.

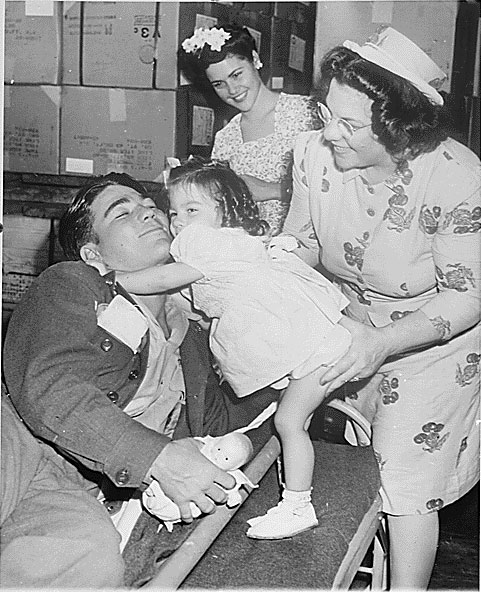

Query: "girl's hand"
left=320, top=316, right=393, bottom=394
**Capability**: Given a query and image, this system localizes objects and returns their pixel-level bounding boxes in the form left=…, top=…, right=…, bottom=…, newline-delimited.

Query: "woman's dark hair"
left=58, top=172, right=147, bottom=261
left=167, top=157, right=268, bottom=237
left=317, top=46, right=449, bottom=160
left=180, top=25, right=257, bottom=86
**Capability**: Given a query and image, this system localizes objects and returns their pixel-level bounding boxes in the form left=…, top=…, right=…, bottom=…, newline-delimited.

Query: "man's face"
left=86, top=185, right=172, bottom=272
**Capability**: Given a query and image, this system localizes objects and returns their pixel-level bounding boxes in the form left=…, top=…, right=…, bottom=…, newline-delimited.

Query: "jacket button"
left=101, top=338, right=113, bottom=352
left=115, top=468, right=130, bottom=485
left=107, top=391, right=119, bottom=403
left=103, top=499, right=123, bottom=515
left=129, top=369, right=139, bottom=380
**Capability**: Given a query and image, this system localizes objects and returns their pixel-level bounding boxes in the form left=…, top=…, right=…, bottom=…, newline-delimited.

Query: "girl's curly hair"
left=166, top=157, right=269, bottom=237
left=317, top=46, right=449, bottom=161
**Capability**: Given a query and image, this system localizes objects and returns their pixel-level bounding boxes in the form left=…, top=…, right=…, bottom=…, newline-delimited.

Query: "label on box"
left=271, top=77, right=284, bottom=90
left=288, top=34, right=306, bottom=73
left=66, top=157, right=94, bottom=174
left=109, top=89, right=127, bottom=122
left=192, top=106, right=214, bottom=147
left=25, top=0, right=54, bottom=16
left=195, top=14, right=218, bottom=29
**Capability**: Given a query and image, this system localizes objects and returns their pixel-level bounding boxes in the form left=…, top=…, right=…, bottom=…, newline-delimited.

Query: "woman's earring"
left=252, top=50, right=263, bottom=70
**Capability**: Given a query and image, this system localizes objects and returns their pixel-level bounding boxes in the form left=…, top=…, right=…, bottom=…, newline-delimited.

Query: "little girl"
left=115, top=158, right=352, bottom=540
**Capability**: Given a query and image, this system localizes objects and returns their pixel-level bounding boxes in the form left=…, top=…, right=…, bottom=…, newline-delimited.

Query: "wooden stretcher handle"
left=145, top=435, right=281, bottom=589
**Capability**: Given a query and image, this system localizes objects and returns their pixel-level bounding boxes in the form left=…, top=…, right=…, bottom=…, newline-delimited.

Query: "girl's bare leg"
left=245, top=368, right=330, bottom=539
left=274, top=367, right=330, bottom=491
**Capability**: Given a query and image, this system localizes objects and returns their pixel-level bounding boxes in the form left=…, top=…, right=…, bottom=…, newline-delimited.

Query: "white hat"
left=343, top=26, right=446, bottom=106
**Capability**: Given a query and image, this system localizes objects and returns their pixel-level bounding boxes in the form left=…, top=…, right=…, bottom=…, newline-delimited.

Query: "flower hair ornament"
left=182, top=27, right=231, bottom=56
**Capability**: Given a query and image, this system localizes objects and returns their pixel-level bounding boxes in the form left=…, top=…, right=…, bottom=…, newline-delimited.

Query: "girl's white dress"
left=170, top=224, right=351, bottom=397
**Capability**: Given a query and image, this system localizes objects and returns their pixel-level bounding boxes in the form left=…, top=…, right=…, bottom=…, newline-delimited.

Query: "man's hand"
left=149, top=439, right=236, bottom=523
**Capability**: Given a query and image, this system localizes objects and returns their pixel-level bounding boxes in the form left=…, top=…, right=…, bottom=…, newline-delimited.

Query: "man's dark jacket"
left=3, top=261, right=234, bottom=490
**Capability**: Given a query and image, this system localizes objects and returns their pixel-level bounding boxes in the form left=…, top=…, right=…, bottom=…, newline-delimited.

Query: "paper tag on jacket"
left=97, top=295, right=148, bottom=352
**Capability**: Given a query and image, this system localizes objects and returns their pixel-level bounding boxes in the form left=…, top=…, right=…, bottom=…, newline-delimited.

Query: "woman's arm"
left=240, top=175, right=291, bottom=202
left=320, top=312, right=440, bottom=393
left=117, top=262, right=204, bottom=295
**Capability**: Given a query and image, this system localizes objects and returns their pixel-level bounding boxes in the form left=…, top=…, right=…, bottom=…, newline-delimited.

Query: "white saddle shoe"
left=246, top=500, right=318, bottom=540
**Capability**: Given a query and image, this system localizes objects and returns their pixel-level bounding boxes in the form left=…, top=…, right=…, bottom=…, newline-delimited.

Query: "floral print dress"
left=284, top=131, right=480, bottom=515
left=211, top=93, right=315, bottom=236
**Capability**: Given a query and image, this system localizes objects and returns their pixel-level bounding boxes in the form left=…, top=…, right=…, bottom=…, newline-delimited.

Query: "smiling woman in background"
left=181, top=25, right=316, bottom=236
left=283, top=26, right=480, bottom=589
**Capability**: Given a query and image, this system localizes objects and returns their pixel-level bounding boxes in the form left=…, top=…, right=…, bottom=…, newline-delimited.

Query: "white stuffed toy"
left=143, top=432, right=257, bottom=531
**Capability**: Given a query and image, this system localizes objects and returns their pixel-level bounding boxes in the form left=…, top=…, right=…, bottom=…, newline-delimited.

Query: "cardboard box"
left=4, top=0, right=61, bottom=84
left=2, top=214, right=64, bottom=305
left=3, top=85, right=61, bottom=175
left=60, top=86, right=176, bottom=181
left=82, top=2, right=158, bottom=88
left=2, top=214, right=60, bottom=275
left=154, top=2, right=182, bottom=89
left=62, top=1, right=81, bottom=85
left=2, top=272, right=37, bottom=305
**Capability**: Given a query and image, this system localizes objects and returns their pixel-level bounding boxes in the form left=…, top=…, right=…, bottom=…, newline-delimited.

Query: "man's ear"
left=80, top=243, right=110, bottom=276
left=80, top=242, right=103, bottom=264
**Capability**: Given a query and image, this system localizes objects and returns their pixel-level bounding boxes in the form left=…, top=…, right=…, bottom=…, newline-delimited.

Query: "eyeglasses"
left=317, top=102, right=371, bottom=138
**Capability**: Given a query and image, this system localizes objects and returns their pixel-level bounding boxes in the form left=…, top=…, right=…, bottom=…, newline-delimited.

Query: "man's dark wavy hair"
left=167, top=157, right=269, bottom=237
left=317, top=46, right=449, bottom=161
left=58, top=172, right=147, bottom=261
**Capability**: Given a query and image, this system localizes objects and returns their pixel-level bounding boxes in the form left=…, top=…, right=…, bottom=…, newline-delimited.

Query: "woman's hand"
left=320, top=316, right=393, bottom=394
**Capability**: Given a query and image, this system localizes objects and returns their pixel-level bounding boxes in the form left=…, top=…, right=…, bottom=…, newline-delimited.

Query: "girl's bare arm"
left=117, top=262, right=204, bottom=295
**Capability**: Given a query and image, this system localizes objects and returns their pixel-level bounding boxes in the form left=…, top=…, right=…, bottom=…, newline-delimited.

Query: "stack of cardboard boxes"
left=4, top=1, right=316, bottom=181
left=3, top=1, right=316, bottom=306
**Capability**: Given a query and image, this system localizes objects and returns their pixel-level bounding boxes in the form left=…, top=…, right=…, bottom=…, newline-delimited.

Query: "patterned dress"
left=211, top=93, right=315, bottom=236
left=284, top=131, right=480, bottom=515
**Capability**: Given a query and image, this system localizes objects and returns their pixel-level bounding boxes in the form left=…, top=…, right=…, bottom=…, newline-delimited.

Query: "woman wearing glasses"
left=181, top=25, right=316, bottom=236
left=283, top=27, right=480, bottom=589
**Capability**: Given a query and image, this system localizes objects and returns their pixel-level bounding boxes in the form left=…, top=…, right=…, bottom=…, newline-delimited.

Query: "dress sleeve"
left=292, top=95, right=316, bottom=133
left=170, top=225, right=232, bottom=276
left=419, top=153, right=481, bottom=341
left=211, top=130, right=222, bottom=160
left=282, top=132, right=323, bottom=267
